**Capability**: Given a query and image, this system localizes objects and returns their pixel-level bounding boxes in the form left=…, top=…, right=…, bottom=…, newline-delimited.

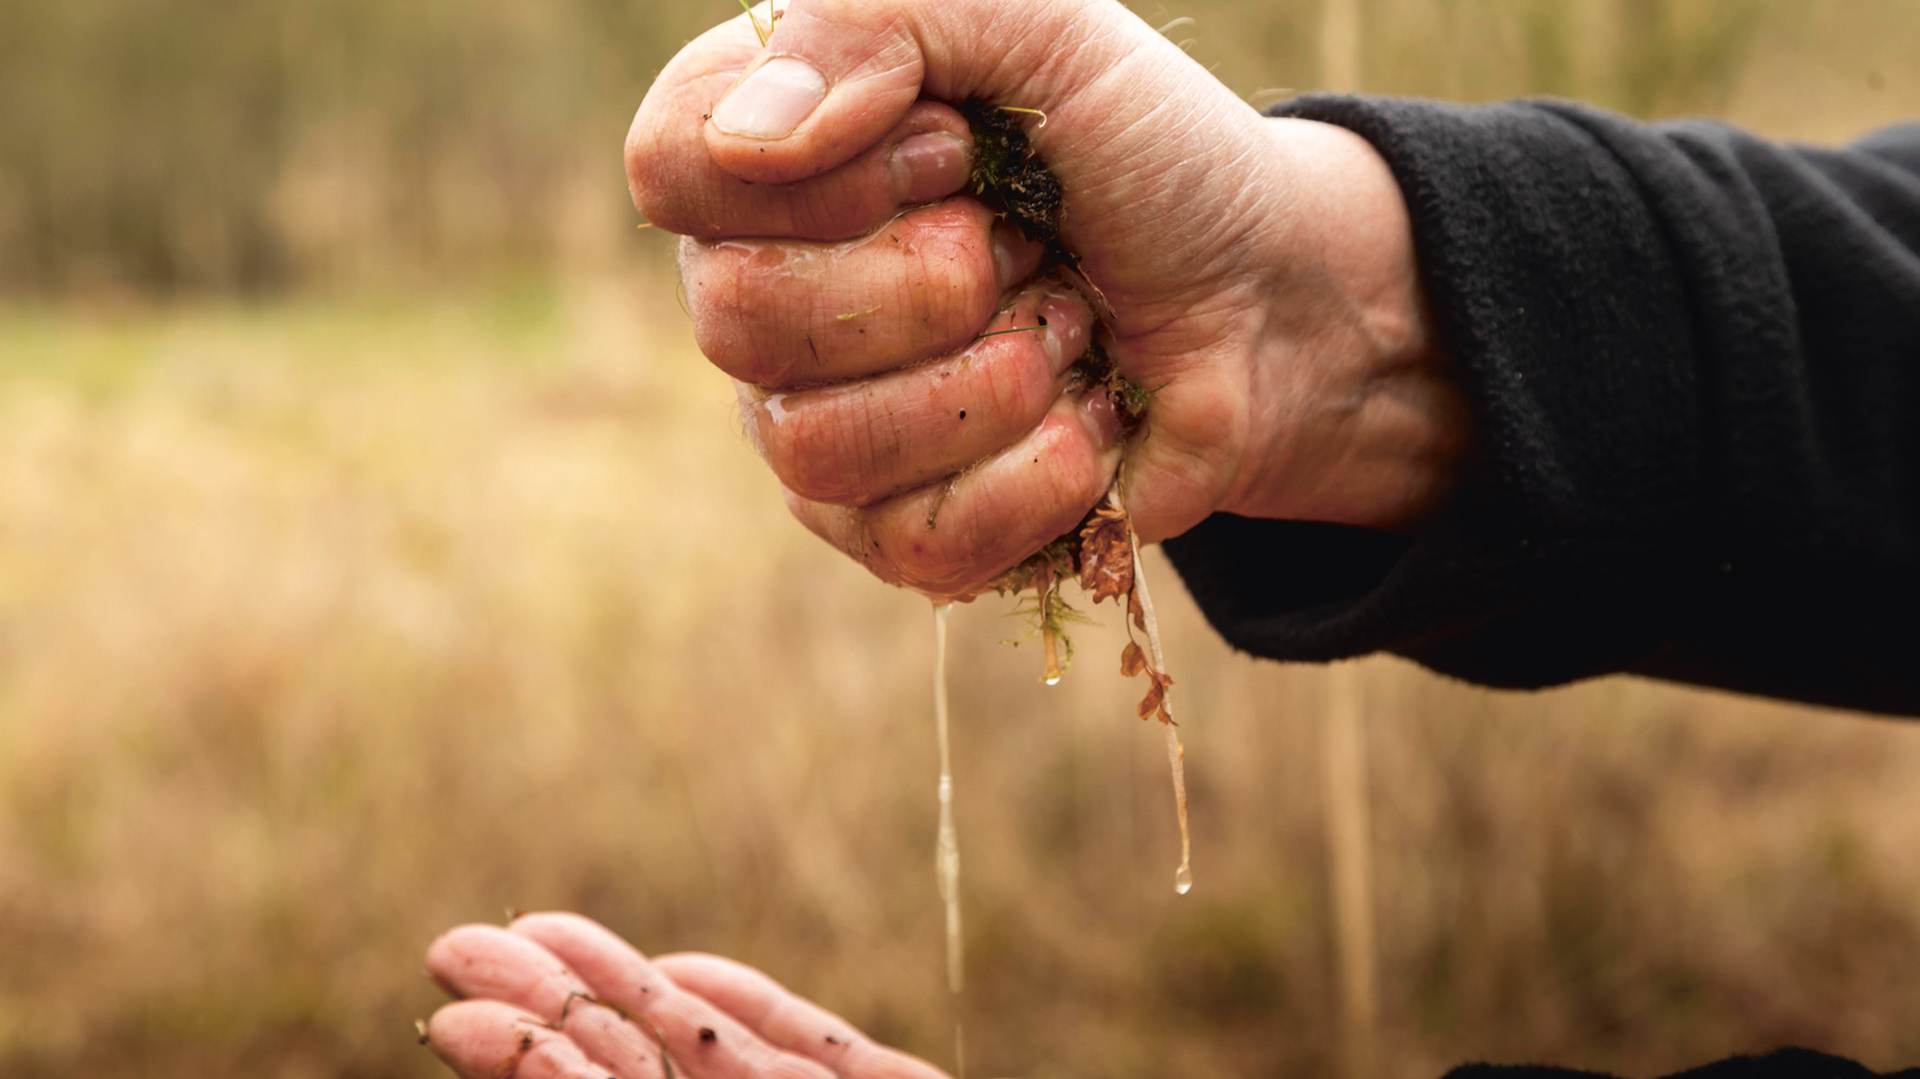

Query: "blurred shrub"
left=0, top=0, right=743, bottom=295
left=5, top=0, right=1916, bottom=298
left=3, top=292, right=1920, bottom=1077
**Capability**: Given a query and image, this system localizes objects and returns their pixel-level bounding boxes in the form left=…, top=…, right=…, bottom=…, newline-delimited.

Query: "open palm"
left=423, top=913, right=963, bottom=1079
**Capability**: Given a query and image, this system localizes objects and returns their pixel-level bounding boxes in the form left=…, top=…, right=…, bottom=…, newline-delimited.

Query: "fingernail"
left=991, top=230, right=1019, bottom=292
left=1082, top=388, right=1124, bottom=450
left=990, top=224, right=1044, bottom=291
left=711, top=57, right=827, bottom=140
left=1041, top=296, right=1085, bottom=373
left=889, top=132, right=970, bottom=205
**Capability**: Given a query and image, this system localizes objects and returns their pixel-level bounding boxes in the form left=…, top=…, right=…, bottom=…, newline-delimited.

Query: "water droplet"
left=1042, top=674, right=1062, bottom=686
left=1173, top=863, right=1193, bottom=895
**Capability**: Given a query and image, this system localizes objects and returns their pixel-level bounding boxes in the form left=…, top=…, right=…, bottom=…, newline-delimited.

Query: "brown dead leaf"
left=1120, top=640, right=1147, bottom=678
left=1137, top=675, right=1166, bottom=721
left=1076, top=503, right=1133, bottom=604
left=1134, top=669, right=1176, bottom=725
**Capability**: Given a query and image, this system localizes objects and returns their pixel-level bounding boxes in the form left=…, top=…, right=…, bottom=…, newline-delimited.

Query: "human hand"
left=628, top=0, right=1470, bottom=597
left=422, top=912, right=960, bottom=1079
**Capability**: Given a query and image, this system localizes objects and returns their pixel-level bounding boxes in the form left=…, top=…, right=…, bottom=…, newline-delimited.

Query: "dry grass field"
left=5, top=1, right=1920, bottom=1077
left=4, top=275, right=1920, bottom=1079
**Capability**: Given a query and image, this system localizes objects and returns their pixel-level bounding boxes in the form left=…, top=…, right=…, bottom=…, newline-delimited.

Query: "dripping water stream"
left=931, top=603, right=966, bottom=1077
left=926, top=533, right=1188, bottom=1079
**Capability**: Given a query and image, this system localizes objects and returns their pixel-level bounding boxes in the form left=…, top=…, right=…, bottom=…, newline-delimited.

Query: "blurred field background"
left=4, top=2, right=1920, bottom=1078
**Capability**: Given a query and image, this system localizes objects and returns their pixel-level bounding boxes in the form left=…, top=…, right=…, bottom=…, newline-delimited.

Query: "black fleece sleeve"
left=1442, top=1047, right=1920, bottom=1079
left=1160, top=96, right=1920, bottom=717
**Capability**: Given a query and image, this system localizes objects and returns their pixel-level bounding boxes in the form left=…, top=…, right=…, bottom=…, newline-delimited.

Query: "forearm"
left=1165, top=98, right=1920, bottom=714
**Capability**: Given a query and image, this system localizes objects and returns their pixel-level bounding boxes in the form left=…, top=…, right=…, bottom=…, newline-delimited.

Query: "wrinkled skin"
left=422, top=913, right=963, bottom=1079
left=628, top=0, right=1471, bottom=600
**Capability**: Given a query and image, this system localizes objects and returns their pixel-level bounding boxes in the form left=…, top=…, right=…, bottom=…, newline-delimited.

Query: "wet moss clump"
left=961, top=98, right=1148, bottom=427
left=958, top=99, right=1064, bottom=245
left=1072, top=339, right=1154, bottom=429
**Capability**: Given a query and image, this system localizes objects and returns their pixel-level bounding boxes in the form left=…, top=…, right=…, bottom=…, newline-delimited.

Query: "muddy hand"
left=422, top=912, right=968, bottom=1079
left=628, top=0, right=1471, bottom=598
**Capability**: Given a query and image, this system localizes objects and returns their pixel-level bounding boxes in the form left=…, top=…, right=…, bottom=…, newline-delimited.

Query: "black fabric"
left=1162, top=96, right=1920, bottom=717
left=1442, top=1047, right=1920, bottom=1079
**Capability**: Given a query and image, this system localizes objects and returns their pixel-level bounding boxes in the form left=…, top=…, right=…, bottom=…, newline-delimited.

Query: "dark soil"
left=958, top=99, right=1147, bottom=427
left=959, top=99, right=1064, bottom=245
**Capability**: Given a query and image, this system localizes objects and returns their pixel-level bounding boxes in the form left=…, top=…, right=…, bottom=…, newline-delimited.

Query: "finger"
left=787, top=388, right=1125, bottom=597
left=699, top=0, right=1204, bottom=190
left=682, top=202, right=1045, bottom=387
left=656, top=953, right=948, bottom=1079
left=424, top=1000, right=611, bottom=1079
left=510, top=912, right=836, bottom=1079
left=739, top=285, right=1091, bottom=506
left=698, top=0, right=1096, bottom=184
left=697, top=0, right=1280, bottom=344
left=628, top=12, right=972, bottom=240
left=426, top=925, right=664, bottom=1079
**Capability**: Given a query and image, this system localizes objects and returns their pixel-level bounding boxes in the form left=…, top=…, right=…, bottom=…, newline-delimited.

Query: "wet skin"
left=626, top=0, right=1470, bottom=601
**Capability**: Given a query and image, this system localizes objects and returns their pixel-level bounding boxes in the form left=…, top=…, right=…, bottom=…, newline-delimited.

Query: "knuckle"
left=765, top=428, right=849, bottom=505
left=775, top=402, right=898, bottom=506
left=623, top=104, right=653, bottom=174
left=1044, top=428, right=1105, bottom=506
left=791, top=167, right=884, bottom=239
left=625, top=111, right=685, bottom=226
left=791, top=183, right=843, bottom=238
left=627, top=156, right=666, bottom=223
left=684, top=251, right=803, bottom=384
left=885, top=529, right=965, bottom=590
left=684, top=299, right=749, bottom=381
left=986, top=346, right=1056, bottom=422
left=1048, top=431, right=1104, bottom=503
left=1011, top=418, right=1105, bottom=535
left=829, top=512, right=909, bottom=588
left=780, top=465, right=867, bottom=507
left=889, top=491, right=1016, bottom=592
left=914, top=213, right=999, bottom=325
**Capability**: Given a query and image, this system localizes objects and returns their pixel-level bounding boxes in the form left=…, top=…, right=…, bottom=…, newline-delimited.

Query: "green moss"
left=959, top=100, right=1064, bottom=246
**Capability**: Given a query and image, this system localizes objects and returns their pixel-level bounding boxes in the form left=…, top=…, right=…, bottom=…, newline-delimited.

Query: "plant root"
left=1125, top=507, right=1193, bottom=893
left=957, top=91, right=1193, bottom=894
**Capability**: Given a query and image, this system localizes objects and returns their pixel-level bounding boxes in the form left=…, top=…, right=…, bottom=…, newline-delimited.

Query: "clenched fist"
left=629, top=0, right=1469, bottom=597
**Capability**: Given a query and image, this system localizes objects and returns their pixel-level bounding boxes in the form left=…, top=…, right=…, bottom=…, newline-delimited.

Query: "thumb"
left=702, top=0, right=1207, bottom=188
left=703, top=0, right=1282, bottom=548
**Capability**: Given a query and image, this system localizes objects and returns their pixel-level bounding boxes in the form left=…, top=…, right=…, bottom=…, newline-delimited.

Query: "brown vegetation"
left=3, top=1, right=1914, bottom=295
left=3, top=2, right=1920, bottom=1078
left=3, top=284, right=1920, bottom=1079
